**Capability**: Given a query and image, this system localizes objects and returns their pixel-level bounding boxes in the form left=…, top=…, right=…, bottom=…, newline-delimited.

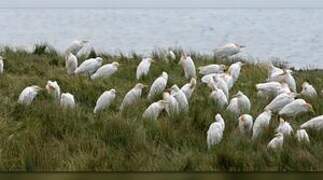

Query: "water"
left=0, top=8, right=322, bottom=69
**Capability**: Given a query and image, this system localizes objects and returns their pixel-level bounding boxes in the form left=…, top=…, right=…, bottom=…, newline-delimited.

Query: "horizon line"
left=0, top=7, right=323, bottom=9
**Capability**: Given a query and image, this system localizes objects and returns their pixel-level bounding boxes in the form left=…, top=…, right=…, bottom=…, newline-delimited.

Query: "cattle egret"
left=65, top=40, right=88, bottom=55
left=136, top=58, right=153, bottom=80
left=276, top=118, right=293, bottom=136
left=179, top=54, right=196, bottom=80
left=18, top=85, right=42, bottom=105
left=163, top=92, right=179, bottom=116
left=170, top=85, right=189, bottom=113
left=267, top=133, right=284, bottom=151
left=60, top=93, right=75, bottom=109
left=142, top=100, right=168, bottom=120
left=300, top=115, right=323, bottom=130
left=181, top=78, right=197, bottom=100
left=147, top=72, right=168, bottom=100
left=74, top=57, right=103, bottom=75
left=227, top=91, right=251, bottom=115
left=269, top=69, right=297, bottom=92
left=252, top=110, right=272, bottom=140
left=120, top=83, right=146, bottom=112
left=256, top=82, right=290, bottom=98
left=214, top=43, right=246, bottom=58
left=209, top=85, right=228, bottom=109
left=93, top=89, right=116, bottom=113
left=90, top=61, right=119, bottom=80
left=301, top=82, right=317, bottom=97
left=65, top=53, right=78, bottom=75
left=45, top=80, right=61, bottom=101
left=227, top=61, right=244, bottom=82
left=279, top=99, right=314, bottom=118
left=267, top=63, right=284, bottom=81
left=226, top=97, right=240, bottom=116
left=238, top=114, right=253, bottom=135
left=218, top=73, right=235, bottom=90
left=296, top=129, right=310, bottom=143
left=207, top=114, right=225, bottom=149
left=264, top=93, right=296, bottom=113
left=0, top=56, right=4, bottom=74
left=198, top=64, right=226, bottom=75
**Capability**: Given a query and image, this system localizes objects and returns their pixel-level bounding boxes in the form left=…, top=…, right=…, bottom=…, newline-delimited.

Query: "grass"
left=1, top=45, right=323, bottom=171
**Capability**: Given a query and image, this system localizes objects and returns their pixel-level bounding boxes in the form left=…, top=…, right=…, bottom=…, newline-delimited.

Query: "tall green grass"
left=0, top=45, right=323, bottom=171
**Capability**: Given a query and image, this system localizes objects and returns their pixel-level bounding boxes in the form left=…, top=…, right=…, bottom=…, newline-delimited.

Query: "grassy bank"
left=0, top=46, right=323, bottom=171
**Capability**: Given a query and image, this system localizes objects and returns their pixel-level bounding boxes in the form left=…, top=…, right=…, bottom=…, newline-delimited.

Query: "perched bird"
left=238, top=114, right=253, bottom=135
left=180, top=78, right=197, bottom=100
left=136, top=57, right=153, bottom=80
left=93, top=89, right=116, bottom=113
left=207, top=114, right=225, bottom=149
left=198, top=64, right=226, bottom=75
left=18, top=85, right=42, bottom=105
left=252, top=110, right=272, bottom=140
left=45, top=80, right=61, bottom=101
left=168, top=50, right=176, bottom=60
left=275, top=118, right=293, bottom=136
left=170, top=85, right=189, bottom=113
left=179, top=54, right=196, bottom=80
left=209, top=85, right=228, bottom=109
left=207, top=76, right=229, bottom=99
left=256, top=82, right=290, bottom=98
left=301, top=82, right=317, bottom=98
left=60, top=93, right=75, bottom=109
left=0, top=56, right=4, bottom=74
left=269, top=69, right=297, bottom=92
left=296, top=129, right=310, bottom=143
left=300, top=115, right=323, bottom=130
left=163, top=92, right=179, bottom=116
left=264, top=93, right=296, bottom=113
left=147, top=72, right=168, bottom=100
left=120, top=83, right=146, bottom=112
left=74, top=57, right=103, bottom=75
left=65, top=40, right=88, bottom=55
left=142, top=100, right=168, bottom=120
left=90, top=61, right=119, bottom=80
left=227, top=61, right=244, bottom=82
left=226, top=91, right=251, bottom=115
left=267, top=132, right=284, bottom=151
left=279, top=99, right=314, bottom=118
left=214, top=43, right=246, bottom=58
left=65, top=53, right=78, bottom=75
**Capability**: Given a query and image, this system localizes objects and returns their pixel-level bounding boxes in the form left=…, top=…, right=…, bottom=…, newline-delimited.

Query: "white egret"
left=142, top=100, right=168, bottom=120
left=301, top=82, right=317, bottom=97
left=179, top=54, right=196, bottom=80
left=296, top=129, right=310, bottom=143
left=65, top=53, right=78, bottom=75
left=45, top=80, right=61, bottom=101
left=269, top=69, right=297, bottom=92
left=227, top=91, right=251, bottom=115
left=267, top=133, right=284, bottom=151
left=181, top=78, right=197, bottom=100
left=0, top=56, right=4, bottom=74
left=275, top=118, right=293, bottom=136
left=163, top=92, right=179, bottom=116
left=209, top=85, right=228, bottom=109
left=93, top=89, right=116, bottom=113
left=60, top=93, right=76, bottom=109
left=170, top=84, right=189, bottom=113
left=227, top=61, right=244, bottom=82
left=252, top=110, right=272, bottom=140
left=264, top=92, right=296, bottom=113
left=90, top=61, right=119, bottom=80
left=256, top=82, right=290, bottom=98
left=18, top=85, right=42, bottom=105
left=74, top=57, right=103, bottom=75
left=147, top=72, right=168, bottom=100
left=198, top=64, right=226, bottom=75
left=267, top=63, right=284, bottom=81
left=226, top=98, right=240, bottom=116
left=168, top=50, right=176, bottom=60
left=214, top=43, right=246, bottom=58
left=207, top=114, right=225, bottom=149
left=120, top=83, right=147, bottom=112
left=65, top=40, right=88, bottom=55
left=238, top=114, right=253, bottom=135
left=279, top=99, right=314, bottom=118
left=300, top=115, right=323, bottom=130
left=207, top=76, right=229, bottom=99
left=136, top=57, right=153, bottom=80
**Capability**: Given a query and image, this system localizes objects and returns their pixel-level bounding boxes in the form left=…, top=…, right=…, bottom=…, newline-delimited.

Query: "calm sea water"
left=0, top=8, right=322, bottom=68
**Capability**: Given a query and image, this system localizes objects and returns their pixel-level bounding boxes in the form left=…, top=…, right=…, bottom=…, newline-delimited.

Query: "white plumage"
left=179, top=55, right=196, bottom=80
left=171, top=84, right=189, bottom=113
left=209, top=86, right=228, bottom=109
left=163, top=92, right=179, bottom=116
left=142, top=100, right=168, bottom=120
left=65, top=53, right=78, bottom=75
left=238, top=114, right=253, bottom=135
left=168, top=50, right=176, bottom=60
left=120, top=83, right=146, bottom=112
left=267, top=63, right=284, bottom=81
left=60, top=93, right=76, bottom=109
left=90, top=61, right=119, bottom=80
left=0, top=56, right=4, bottom=74
left=269, top=69, right=297, bottom=92
left=296, top=129, right=310, bottom=143
left=45, top=80, right=61, bottom=101
left=226, top=91, right=251, bottom=115
left=207, top=114, right=225, bottom=149
left=74, top=57, right=103, bottom=75
left=18, top=85, right=42, bottom=105
left=301, top=82, right=317, bottom=97
left=275, top=118, right=293, bottom=136
left=147, top=72, right=168, bottom=100
left=180, top=78, right=197, bottom=100
left=279, top=99, right=313, bottom=118
left=65, top=40, right=88, bottom=55
left=226, top=97, right=240, bottom=116
left=252, top=110, right=272, bottom=140
left=264, top=93, right=296, bottom=113
left=93, top=89, right=116, bottom=113
left=198, top=64, right=226, bottom=75
left=267, top=133, right=284, bottom=151
left=300, top=115, right=323, bottom=130
left=227, top=61, right=244, bottom=82
left=136, top=58, right=153, bottom=80
left=256, top=82, right=290, bottom=98
left=214, top=43, right=245, bottom=58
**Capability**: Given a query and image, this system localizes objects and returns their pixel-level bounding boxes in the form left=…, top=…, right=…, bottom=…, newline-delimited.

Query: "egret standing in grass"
left=300, top=115, right=323, bottom=130
left=142, top=100, right=168, bottom=120
left=301, top=82, right=317, bottom=97
left=94, top=89, right=116, bottom=113
left=270, top=69, right=297, bottom=92
left=279, top=99, right=314, bottom=119
left=65, top=40, right=88, bottom=55
left=267, top=132, right=284, bottom=151
left=209, top=85, right=228, bottom=109
left=74, top=57, right=103, bottom=75
left=170, top=84, right=189, bottom=113
left=60, top=93, right=76, bottom=109
left=276, top=118, right=293, bottom=136
left=238, top=114, right=253, bottom=135
left=147, top=72, right=168, bottom=100
left=207, top=114, right=225, bottom=149
left=252, top=110, right=272, bottom=140
left=0, top=56, right=4, bottom=74
left=226, top=91, right=251, bottom=115
left=90, top=61, right=119, bottom=80
left=179, top=54, right=196, bottom=80
left=163, top=92, right=179, bottom=116
left=214, top=43, right=246, bottom=58
left=18, top=85, right=42, bottom=105
left=45, top=80, right=61, bottom=101
left=136, top=57, right=153, bottom=80
left=180, top=78, right=197, bottom=100
left=264, top=92, right=296, bottom=113
left=65, top=53, right=78, bottom=75
left=120, top=83, right=147, bottom=112
left=296, top=129, right=310, bottom=143
left=227, top=61, right=244, bottom=83
left=198, top=64, right=226, bottom=75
